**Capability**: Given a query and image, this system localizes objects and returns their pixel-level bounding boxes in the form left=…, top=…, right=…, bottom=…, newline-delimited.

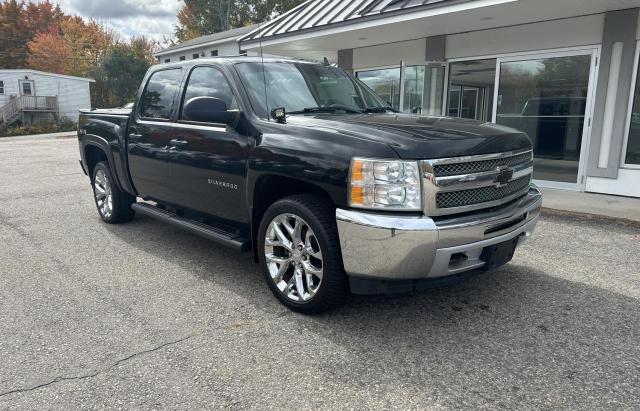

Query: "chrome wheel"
left=94, top=169, right=113, bottom=219
left=264, top=213, right=323, bottom=302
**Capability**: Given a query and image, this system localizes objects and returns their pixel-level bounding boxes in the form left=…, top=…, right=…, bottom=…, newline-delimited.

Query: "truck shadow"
left=104, top=214, right=640, bottom=405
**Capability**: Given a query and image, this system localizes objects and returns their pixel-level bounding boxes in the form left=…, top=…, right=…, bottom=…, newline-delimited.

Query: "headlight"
left=349, top=158, right=421, bottom=211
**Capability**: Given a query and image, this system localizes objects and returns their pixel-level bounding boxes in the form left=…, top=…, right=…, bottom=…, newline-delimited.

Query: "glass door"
left=401, top=63, right=446, bottom=115
left=492, top=50, right=597, bottom=187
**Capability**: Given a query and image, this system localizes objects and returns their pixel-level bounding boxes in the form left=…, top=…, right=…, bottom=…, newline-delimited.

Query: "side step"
left=131, top=203, right=251, bottom=253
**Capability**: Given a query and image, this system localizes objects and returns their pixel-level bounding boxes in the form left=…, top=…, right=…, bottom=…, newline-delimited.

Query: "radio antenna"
left=258, top=21, right=269, bottom=121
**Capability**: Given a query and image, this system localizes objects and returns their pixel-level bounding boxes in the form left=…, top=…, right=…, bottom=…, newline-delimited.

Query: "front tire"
left=258, top=194, right=348, bottom=314
left=92, top=161, right=135, bottom=224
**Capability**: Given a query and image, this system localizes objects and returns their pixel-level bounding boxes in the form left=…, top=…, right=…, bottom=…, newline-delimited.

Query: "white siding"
left=0, top=70, right=92, bottom=122
left=350, top=15, right=605, bottom=70
left=446, top=15, right=604, bottom=59
left=353, top=38, right=426, bottom=70
left=158, top=40, right=241, bottom=63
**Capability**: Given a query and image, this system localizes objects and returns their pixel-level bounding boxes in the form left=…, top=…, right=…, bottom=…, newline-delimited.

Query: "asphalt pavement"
left=0, top=135, right=639, bottom=409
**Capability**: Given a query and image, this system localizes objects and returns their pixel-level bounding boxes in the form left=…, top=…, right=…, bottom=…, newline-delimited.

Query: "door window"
left=139, top=69, right=182, bottom=119
left=181, top=66, right=237, bottom=118
left=20, top=81, right=34, bottom=95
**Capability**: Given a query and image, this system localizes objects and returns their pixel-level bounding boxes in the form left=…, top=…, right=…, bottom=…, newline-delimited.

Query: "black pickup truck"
left=78, top=57, right=541, bottom=313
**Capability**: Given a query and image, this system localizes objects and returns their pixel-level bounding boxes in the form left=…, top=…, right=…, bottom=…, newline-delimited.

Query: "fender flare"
left=81, top=135, right=128, bottom=193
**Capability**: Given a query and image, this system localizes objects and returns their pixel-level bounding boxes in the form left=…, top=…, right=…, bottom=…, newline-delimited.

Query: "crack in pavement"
left=0, top=334, right=196, bottom=399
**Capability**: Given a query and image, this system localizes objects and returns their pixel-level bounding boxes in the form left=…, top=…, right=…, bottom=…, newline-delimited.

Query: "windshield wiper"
left=288, top=106, right=362, bottom=115
left=362, top=106, right=397, bottom=113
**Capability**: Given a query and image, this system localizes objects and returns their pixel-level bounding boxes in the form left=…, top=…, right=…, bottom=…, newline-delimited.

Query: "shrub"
left=1, top=118, right=77, bottom=137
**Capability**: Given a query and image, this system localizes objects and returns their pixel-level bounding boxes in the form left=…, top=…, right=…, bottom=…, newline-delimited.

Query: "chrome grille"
left=436, top=176, right=531, bottom=209
left=433, top=152, right=533, bottom=177
left=421, top=149, right=534, bottom=216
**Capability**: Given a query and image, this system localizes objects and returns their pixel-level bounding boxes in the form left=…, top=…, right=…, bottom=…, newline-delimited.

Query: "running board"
left=131, top=203, right=250, bottom=253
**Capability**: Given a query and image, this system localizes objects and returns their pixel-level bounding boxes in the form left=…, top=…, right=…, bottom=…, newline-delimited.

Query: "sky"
left=37, top=0, right=182, bottom=42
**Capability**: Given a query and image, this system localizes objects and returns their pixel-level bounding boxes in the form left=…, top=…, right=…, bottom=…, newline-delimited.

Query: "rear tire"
left=258, top=194, right=348, bottom=314
left=92, top=161, right=135, bottom=224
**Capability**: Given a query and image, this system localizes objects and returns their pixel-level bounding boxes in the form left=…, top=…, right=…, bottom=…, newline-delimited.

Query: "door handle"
left=169, top=138, right=188, bottom=148
left=129, top=133, right=142, bottom=140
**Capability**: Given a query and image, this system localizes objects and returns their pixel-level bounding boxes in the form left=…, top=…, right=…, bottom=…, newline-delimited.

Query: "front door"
left=493, top=50, right=598, bottom=187
left=167, top=65, right=250, bottom=225
left=18, top=80, right=34, bottom=95
left=127, top=67, right=183, bottom=201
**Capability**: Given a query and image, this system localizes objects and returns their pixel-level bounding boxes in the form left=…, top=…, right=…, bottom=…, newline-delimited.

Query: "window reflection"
left=140, top=69, right=182, bottom=119
left=403, top=65, right=445, bottom=115
left=357, top=68, right=401, bottom=111
left=448, top=59, right=496, bottom=121
left=496, top=55, right=591, bottom=183
left=626, top=57, right=640, bottom=165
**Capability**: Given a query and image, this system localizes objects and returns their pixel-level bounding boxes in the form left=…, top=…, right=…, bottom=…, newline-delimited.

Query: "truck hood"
left=285, top=113, right=531, bottom=159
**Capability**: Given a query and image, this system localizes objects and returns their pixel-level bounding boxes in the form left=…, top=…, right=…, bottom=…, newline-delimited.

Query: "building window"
left=357, top=68, right=401, bottom=111
left=20, top=80, right=33, bottom=95
left=193, top=53, right=200, bottom=59
left=180, top=56, right=186, bottom=61
left=625, top=46, right=640, bottom=166
left=448, top=59, right=496, bottom=121
left=0, top=80, right=4, bottom=94
left=164, top=58, right=170, bottom=63
left=211, top=50, right=218, bottom=57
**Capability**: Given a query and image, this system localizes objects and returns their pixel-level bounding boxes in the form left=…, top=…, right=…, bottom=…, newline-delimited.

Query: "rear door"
left=127, top=68, right=182, bottom=201
left=166, top=64, right=250, bottom=224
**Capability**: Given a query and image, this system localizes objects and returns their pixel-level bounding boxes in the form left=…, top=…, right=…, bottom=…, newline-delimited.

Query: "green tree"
left=92, top=37, right=156, bottom=107
left=174, top=0, right=306, bottom=42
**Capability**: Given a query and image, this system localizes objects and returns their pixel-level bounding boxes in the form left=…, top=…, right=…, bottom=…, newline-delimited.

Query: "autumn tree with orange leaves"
left=0, top=0, right=61, bottom=68
left=0, top=0, right=157, bottom=107
left=27, top=16, right=114, bottom=77
left=25, top=27, right=70, bottom=74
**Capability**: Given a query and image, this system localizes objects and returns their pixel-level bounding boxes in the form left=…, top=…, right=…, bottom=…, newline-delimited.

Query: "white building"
left=239, top=0, right=640, bottom=199
left=154, top=24, right=260, bottom=64
left=0, top=69, right=93, bottom=128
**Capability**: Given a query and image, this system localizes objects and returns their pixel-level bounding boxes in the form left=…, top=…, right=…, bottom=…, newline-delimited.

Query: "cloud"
left=64, top=0, right=179, bottom=19
left=42, top=0, right=182, bottom=40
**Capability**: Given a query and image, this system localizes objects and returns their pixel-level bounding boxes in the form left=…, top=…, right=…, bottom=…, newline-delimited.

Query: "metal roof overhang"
left=240, top=0, right=640, bottom=61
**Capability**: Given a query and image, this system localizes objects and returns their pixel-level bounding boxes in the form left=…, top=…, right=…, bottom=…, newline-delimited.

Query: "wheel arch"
left=84, top=143, right=109, bottom=180
left=250, top=174, right=337, bottom=262
left=81, top=136, right=131, bottom=194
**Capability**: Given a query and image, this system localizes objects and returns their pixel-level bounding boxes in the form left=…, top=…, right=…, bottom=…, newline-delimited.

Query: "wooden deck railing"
left=0, top=95, right=59, bottom=125
left=20, top=95, right=59, bottom=111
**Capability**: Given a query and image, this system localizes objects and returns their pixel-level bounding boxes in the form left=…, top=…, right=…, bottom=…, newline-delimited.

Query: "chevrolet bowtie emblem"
left=495, top=167, right=514, bottom=187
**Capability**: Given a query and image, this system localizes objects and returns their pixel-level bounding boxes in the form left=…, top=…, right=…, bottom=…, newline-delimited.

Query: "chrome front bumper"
left=336, top=186, right=542, bottom=280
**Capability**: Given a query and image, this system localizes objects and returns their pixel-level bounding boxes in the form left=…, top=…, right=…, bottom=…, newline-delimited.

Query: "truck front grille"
left=436, top=176, right=531, bottom=209
left=421, top=150, right=534, bottom=216
left=433, top=152, right=533, bottom=177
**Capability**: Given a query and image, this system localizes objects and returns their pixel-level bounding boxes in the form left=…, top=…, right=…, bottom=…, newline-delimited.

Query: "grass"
left=1, top=118, right=76, bottom=137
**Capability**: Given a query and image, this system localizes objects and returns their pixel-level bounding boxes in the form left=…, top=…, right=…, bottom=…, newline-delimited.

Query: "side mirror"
left=182, top=96, right=237, bottom=125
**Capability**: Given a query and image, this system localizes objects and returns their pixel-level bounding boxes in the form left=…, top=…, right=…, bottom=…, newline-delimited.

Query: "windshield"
left=234, top=62, right=389, bottom=118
